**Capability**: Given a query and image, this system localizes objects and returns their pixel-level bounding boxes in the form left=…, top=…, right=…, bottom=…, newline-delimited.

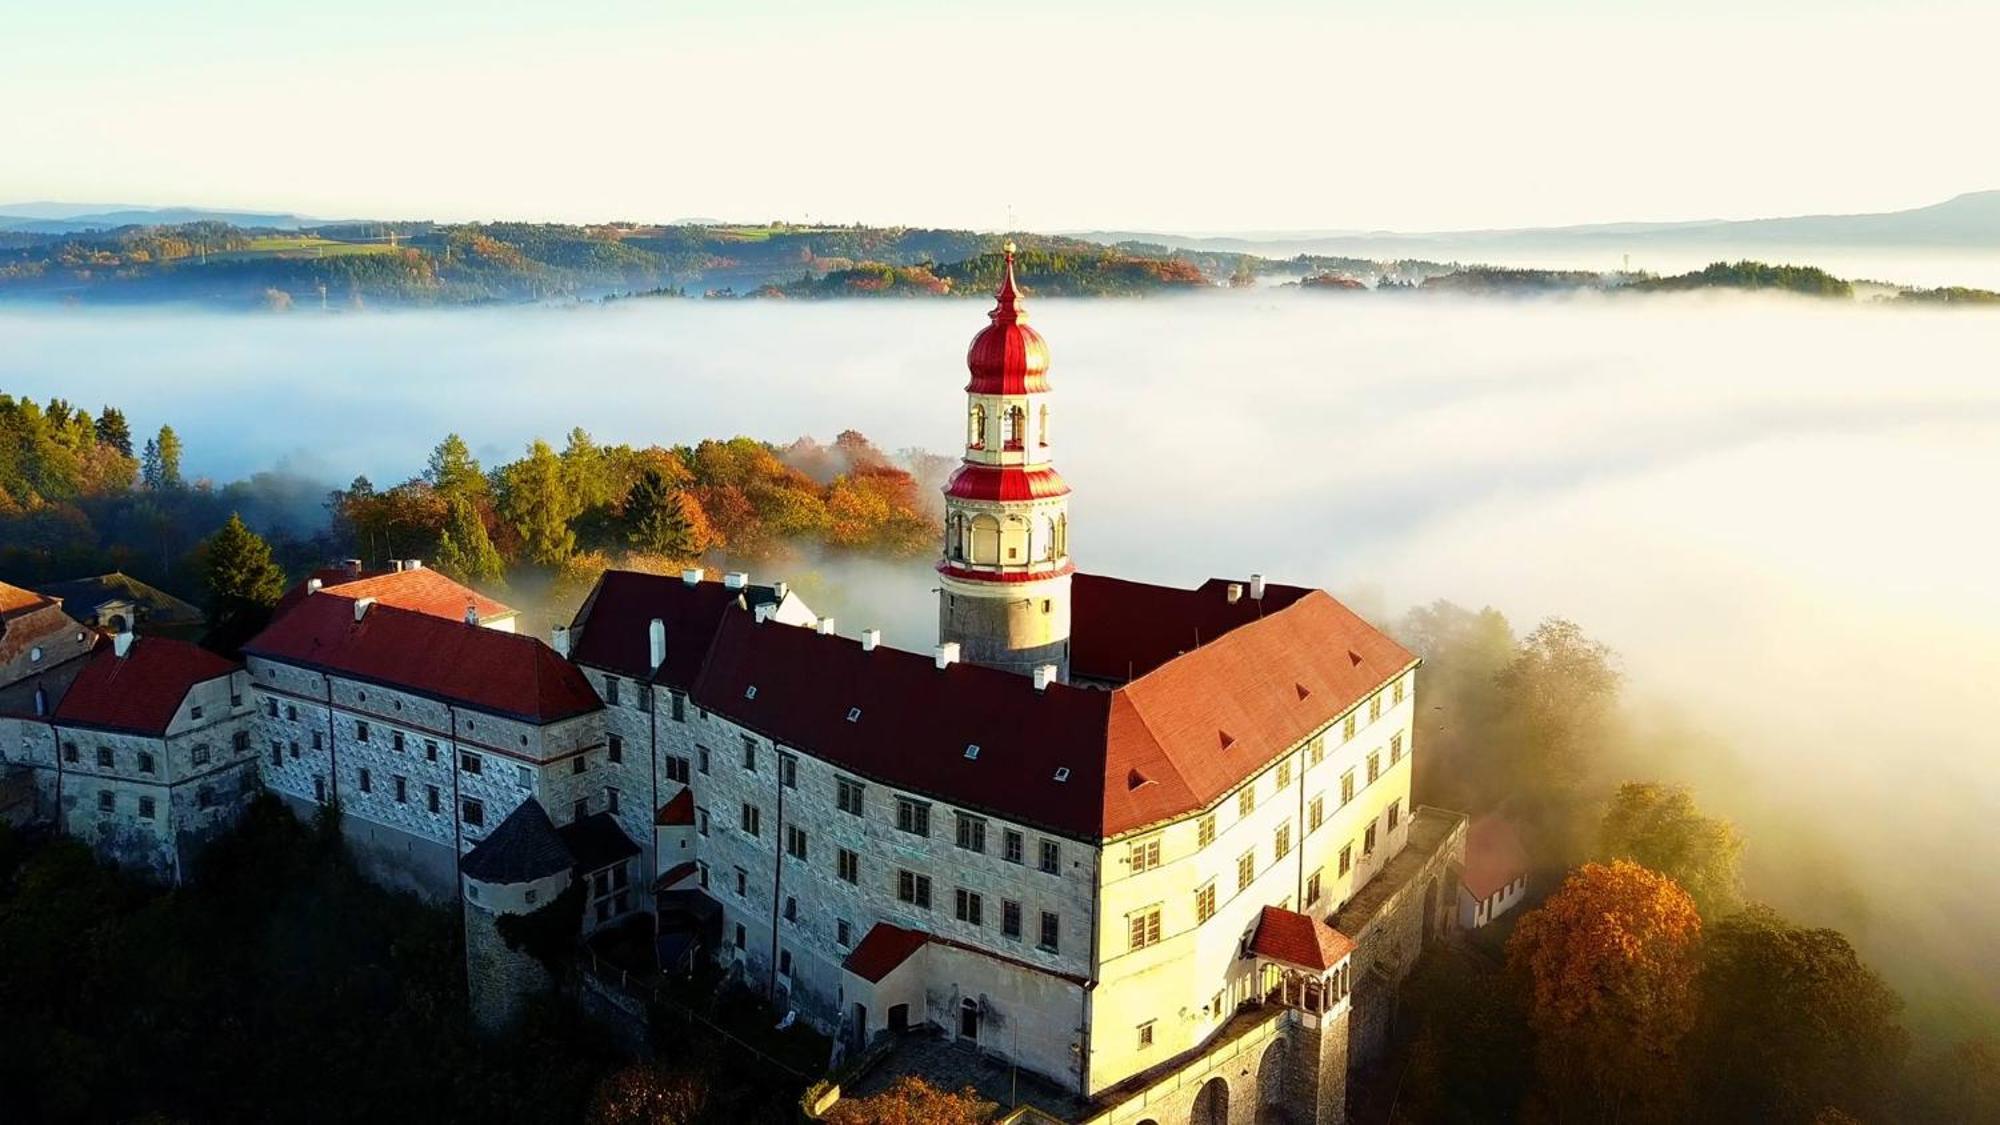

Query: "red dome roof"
left=943, top=462, right=1071, bottom=502
left=966, top=247, right=1050, bottom=395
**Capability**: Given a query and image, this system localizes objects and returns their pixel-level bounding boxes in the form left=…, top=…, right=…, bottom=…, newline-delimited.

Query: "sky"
left=4, top=0, right=1997, bottom=232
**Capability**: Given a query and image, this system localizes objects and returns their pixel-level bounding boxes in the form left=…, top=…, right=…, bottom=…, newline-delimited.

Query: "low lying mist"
left=4, top=290, right=1997, bottom=1037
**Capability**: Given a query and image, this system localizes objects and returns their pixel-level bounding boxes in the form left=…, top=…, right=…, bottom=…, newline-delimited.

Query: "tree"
left=1508, top=860, right=1703, bottom=1122
left=141, top=425, right=183, bottom=490
left=1395, top=600, right=1517, bottom=811
left=1600, top=782, right=1744, bottom=918
left=499, top=439, right=579, bottom=567
left=825, top=1075, right=989, bottom=1125
left=587, top=1063, right=707, bottom=1125
left=203, top=513, right=287, bottom=646
left=561, top=427, right=616, bottom=511
left=424, top=433, right=485, bottom=501
left=94, top=406, right=133, bottom=458
left=433, top=495, right=505, bottom=585
left=624, top=467, right=696, bottom=557
left=1692, top=907, right=1907, bottom=1123
left=1494, top=618, right=1621, bottom=790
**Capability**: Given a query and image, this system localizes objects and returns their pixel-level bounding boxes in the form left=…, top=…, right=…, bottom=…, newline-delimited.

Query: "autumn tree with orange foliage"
left=824, top=1075, right=990, bottom=1125
left=1508, top=859, right=1703, bottom=1123
left=586, top=1062, right=708, bottom=1125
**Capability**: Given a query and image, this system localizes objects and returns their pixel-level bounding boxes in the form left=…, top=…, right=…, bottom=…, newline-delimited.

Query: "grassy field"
left=216, top=236, right=401, bottom=260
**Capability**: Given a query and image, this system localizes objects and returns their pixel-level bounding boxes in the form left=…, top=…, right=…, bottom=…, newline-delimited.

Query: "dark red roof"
left=843, top=922, right=932, bottom=983
left=568, top=571, right=782, bottom=692
left=274, top=566, right=513, bottom=626
left=1462, top=815, right=1531, bottom=899
left=243, top=594, right=600, bottom=724
left=965, top=248, right=1050, bottom=396
left=688, top=574, right=1414, bottom=840
left=942, top=462, right=1070, bottom=502
left=1247, top=905, right=1355, bottom=971
left=1071, top=574, right=1315, bottom=685
left=657, top=861, right=698, bottom=888
left=655, top=787, right=695, bottom=826
left=691, top=611, right=1114, bottom=839
left=53, top=637, right=239, bottom=736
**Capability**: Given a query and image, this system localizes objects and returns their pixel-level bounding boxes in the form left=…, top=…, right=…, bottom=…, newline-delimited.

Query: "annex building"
left=0, top=250, right=1464, bottom=1125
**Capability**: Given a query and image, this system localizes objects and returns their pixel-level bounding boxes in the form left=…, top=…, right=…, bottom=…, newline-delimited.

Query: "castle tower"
left=938, top=244, right=1073, bottom=679
left=460, top=798, right=576, bottom=1034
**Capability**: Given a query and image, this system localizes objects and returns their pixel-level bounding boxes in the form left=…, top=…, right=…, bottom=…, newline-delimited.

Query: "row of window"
left=714, top=855, right=1068, bottom=958
left=90, top=773, right=252, bottom=818
left=1127, top=800, right=1405, bottom=953
left=61, top=732, right=249, bottom=772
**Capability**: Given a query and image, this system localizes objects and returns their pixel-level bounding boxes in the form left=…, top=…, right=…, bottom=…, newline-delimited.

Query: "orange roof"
left=0, top=581, right=51, bottom=615
left=1462, top=816, right=1531, bottom=899
left=1247, top=905, right=1355, bottom=971
left=54, top=637, right=239, bottom=735
left=275, top=566, right=514, bottom=626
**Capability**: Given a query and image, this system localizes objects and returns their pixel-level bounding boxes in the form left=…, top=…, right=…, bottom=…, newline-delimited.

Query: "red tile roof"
left=1071, top=574, right=1316, bottom=684
left=52, top=637, right=239, bottom=736
left=0, top=581, right=49, bottom=615
left=657, top=861, right=698, bottom=888
left=1247, top=905, right=1356, bottom=971
left=843, top=922, right=932, bottom=983
left=567, top=571, right=784, bottom=691
left=243, top=594, right=600, bottom=724
left=942, top=462, right=1071, bottom=501
left=1462, top=815, right=1531, bottom=899
left=655, top=787, right=694, bottom=826
left=275, top=566, right=514, bottom=626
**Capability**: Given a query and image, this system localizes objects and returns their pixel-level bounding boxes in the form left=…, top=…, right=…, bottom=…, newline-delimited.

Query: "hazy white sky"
left=4, top=0, right=1996, bottom=231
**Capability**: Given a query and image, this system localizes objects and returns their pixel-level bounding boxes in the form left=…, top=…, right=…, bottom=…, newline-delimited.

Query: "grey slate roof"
left=460, top=798, right=572, bottom=884
left=558, top=812, right=641, bottom=873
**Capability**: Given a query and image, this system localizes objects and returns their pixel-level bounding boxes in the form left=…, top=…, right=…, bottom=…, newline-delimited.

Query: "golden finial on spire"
left=1004, top=240, right=1017, bottom=255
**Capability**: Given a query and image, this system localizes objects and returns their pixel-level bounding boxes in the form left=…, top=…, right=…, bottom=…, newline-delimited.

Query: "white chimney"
left=113, top=630, right=136, bottom=657
left=1226, top=583, right=1243, bottom=605
left=306, top=577, right=323, bottom=594
left=681, top=568, right=703, bottom=587
left=1032, top=664, right=1058, bottom=692
left=392, top=559, right=406, bottom=573
left=463, top=604, right=480, bottom=626
left=343, top=558, right=363, bottom=577
left=550, top=625, right=571, bottom=657
left=816, top=616, right=836, bottom=636
left=354, top=597, right=377, bottom=622
left=861, top=628, right=881, bottom=652
left=1249, top=573, right=1266, bottom=600
left=774, top=580, right=790, bottom=600
left=648, top=618, right=666, bottom=671
left=723, top=572, right=748, bottom=590
left=406, top=558, right=422, bottom=570
left=934, top=641, right=961, bottom=670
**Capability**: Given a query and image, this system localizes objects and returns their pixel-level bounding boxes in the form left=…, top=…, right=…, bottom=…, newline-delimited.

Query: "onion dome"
left=966, top=243, right=1051, bottom=395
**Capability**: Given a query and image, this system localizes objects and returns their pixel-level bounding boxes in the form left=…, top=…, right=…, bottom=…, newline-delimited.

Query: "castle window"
left=423, top=739, right=436, bottom=761
left=138, top=751, right=156, bottom=775
left=897, top=869, right=933, bottom=910
left=271, top=742, right=282, bottom=767
left=573, top=754, right=588, bottom=776
left=1038, top=839, right=1061, bottom=875
left=1387, top=800, right=1401, bottom=832
left=427, top=785, right=440, bottom=813
left=837, top=777, right=865, bottom=815
left=780, top=754, right=797, bottom=789
left=1129, top=837, right=1161, bottom=873
left=190, top=704, right=203, bottom=720
left=697, top=807, right=710, bottom=836
left=1390, top=731, right=1404, bottom=765
left=608, top=735, right=624, bottom=764
left=697, top=745, right=711, bottom=774
left=665, top=755, right=690, bottom=783
left=671, top=692, right=686, bottom=722
left=517, top=765, right=532, bottom=788
left=607, top=787, right=621, bottom=815
left=313, top=776, right=326, bottom=802
left=1238, top=788, right=1255, bottom=818
left=1341, top=771, right=1356, bottom=806
left=1339, top=843, right=1352, bottom=875
left=896, top=797, right=931, bottom=837
left=837, top=847, right=859, bottom=884
left=734, top=924, right=746, bottom=950
left=605, top=676, right=620, bottom=706
left=1003, top=829, right=1024, bottom=864
left=234, top=730, right=249, bottom=754
left=1137, top=1021, right=1155, bottom=1049
left=955, top=888, right=984, bottom=926
left=956, top=813, right=987, bottom=853
left=461, top=751, right=483, bottom=775
left=359, top=769, right=372, bottom=794
left=462, top=798, right=484, bottom=828
left=741, top=736, right=757, bottom=771
left=1309, top=795, right=1325, bottom=832
left=197, top=786, right=213, bottom=810
left=1237, top=850, right=1255, bottom=892
left=784, top=897, right=797, bottom=923
left=1309, top=734, right=1325, bottom=766
left=96, top=746, right=112, bottom=768
left=355, top=720, right=369, bottom=742
left=1367, top=752, right=1380, bottom=785
left=1343, top=714, right=1357, bottom=741
left=740, top=802, right=761, bottom=837
left=395, top=775, right=407, bottom=803
left=1394, top=676, right=1406, bottom=706
left=266, top=698, right=278, bottom=718
left=1363, top=823, right=1378, bottom=855
left=1003, top=405, right=1025, bottom=450
left=735, top=868, right=747, bottom=896
left=1128, top=907, right=1162, bottom=951
left=1369, top=694, right=1382, bottom=722
left=393, top=730, right=405, bottom=754
left=1197, top=814, right=1215, bottom=849
left=786, top=824, right=808, bottom=860
left=1276, top=760, right=1292, bottom=790
left=286, top=703, right=297, bottom=721
left=139, top=796, right=156, bottom=819
left=1195, top=882, right=1216, bottom=923
left=1002, top=900, right=1022, bottom=938
left=1038, top=911, right=1060, bottom=953
left=97, top=789, right=114, bottom=813
left=1274, top=823, right=1291, bottom=862
left=837, top=919, right=853, bottom=948
left=191, top=745, right=210, bottom=766
left=1307, top=870, right=1322, bottom=906
left=63, top=742, right=78, bottom=764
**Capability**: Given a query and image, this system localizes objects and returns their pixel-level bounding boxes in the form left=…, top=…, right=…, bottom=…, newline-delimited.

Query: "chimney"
left=1032, top=664, right=1058, bottom=692
left=1249, top=573, right=1266, bottom=600
left=681, top=568, right=703, bottom=587
left=774, top=580, right=790, bottom=600
left=815, top=616, right=836, bottom=636
left=1226, top=583, right=1243, bottom=605
left=648, top=618, right=666, bottom=671
left=861, top=628, right=881, bottom=653
left=406, top=558, right=422, bottom=570
left=354, top=597, right=377, bottom=622
left=754, top=603, right=776, bottom=624
left=343, top=558, right=363, bottom=578
left=723, top=571, right=748, bottom=590
left=934, top=641, right=961, bottom=670
left=392, top=559, right=406, bottom=573
left=113, top=630, right=136, bottom=658
left=550, top=624, right=571, bottom=658
left=306, top=577, right=323, bottom=594
left=463, top=604, right=480, bottom=626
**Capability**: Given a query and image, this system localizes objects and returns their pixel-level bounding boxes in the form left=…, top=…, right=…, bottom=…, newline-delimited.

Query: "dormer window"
left=846, top=707, right=862, bottom=722
left=964, top=744, right=981, bottom=760
left=29, top=646, right=42, bottom=663
left=1053, top=767, right=1070, bottom=782
left=745, top=685, right=758, bottom=700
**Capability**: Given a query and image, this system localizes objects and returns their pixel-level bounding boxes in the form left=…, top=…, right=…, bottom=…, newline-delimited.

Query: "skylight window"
left=846, top=707, right=862, bottom=722
left=1053, top=767, right=1070, bottom=782
left=745, top=685, right=758, bottom=700
left=965, top=744, right=981, bottom=760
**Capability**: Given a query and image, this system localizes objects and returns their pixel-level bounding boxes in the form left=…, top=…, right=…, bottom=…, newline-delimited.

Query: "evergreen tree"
left=142, top=425, right=183, bottom=490
left=433, top=496, right=505, bottom=584
left=204, top=513, right=287, bottom=647
left=560, top=427, right=614, bottom=510
left=424, top=433, right=485, bottom=500
left=624, top=467, right=694, bottom=556
left=499, top=439, right=578, bottom=567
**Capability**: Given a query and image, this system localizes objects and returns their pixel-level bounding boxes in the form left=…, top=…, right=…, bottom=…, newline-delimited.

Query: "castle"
left=0, top=248, right=1464, bottom=1125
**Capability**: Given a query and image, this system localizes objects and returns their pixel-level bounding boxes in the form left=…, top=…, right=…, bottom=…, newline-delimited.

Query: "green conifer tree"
left=624, top=467, right=693, bottom=556
left=204, top=513, right=287, bottom=645
left=500, top=439, right=578, bottom=567
left=433, top=496, right=505, bottom=584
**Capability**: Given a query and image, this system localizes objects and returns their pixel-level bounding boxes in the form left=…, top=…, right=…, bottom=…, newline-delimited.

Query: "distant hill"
left=1070, top=191, right=2000, bottom=259
left=0, top=204, right=323, bottom=234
